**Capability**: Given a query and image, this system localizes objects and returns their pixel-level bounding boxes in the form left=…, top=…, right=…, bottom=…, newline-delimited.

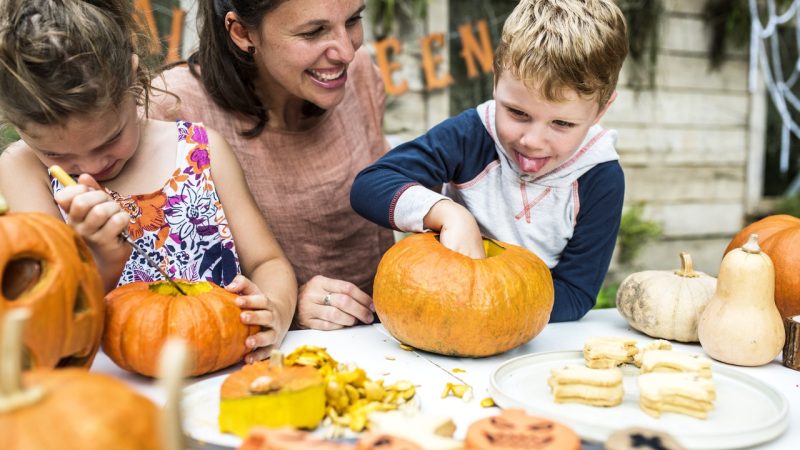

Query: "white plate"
left=182, top=375, right=241, bottom=448
left=488, top=350, right=788, bottom=450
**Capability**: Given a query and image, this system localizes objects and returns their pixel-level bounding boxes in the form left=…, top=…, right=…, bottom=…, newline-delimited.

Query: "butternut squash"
left=698, top=234, right=785, bottom=366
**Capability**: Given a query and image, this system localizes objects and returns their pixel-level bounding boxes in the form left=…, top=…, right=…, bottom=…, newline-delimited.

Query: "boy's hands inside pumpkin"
left=294, top=275, right=375, bottom=330
left=424, top=199, right=486, bottom=259
left=226, top=274, right=285, bottom=363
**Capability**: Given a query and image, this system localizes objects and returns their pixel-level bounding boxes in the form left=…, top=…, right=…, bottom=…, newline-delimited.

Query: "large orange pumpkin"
left=103, top=280, right=258, bottom=376
left=0, top=309, right=160, bottom=450
left=725, top=214, right=800, bottom=318
left=0, top=195, right=104, bottom=368
left=373, top=233, right=554, bottom=357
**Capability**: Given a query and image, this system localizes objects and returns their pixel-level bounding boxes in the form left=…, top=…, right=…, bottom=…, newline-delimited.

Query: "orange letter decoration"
left=374, top=38, right=409, bottom=96
left=458, top=19, right=494, bottom=78
left=133, top=0, right=162, bottom=54
left=420, top=32, right=453, bottom=91
left=164, top=7, right=186, bottom=63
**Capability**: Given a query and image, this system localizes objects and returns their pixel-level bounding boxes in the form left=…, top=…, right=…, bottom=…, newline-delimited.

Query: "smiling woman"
left=148, top=0, right=395, bottom=332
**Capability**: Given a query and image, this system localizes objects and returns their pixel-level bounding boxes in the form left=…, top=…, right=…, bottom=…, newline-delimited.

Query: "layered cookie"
left=633, top=340, right=673, bottom=368
left=640, top=350, right=712, bottom=378
left=584, top=336, right=638, bottom=368
left=548, top=364, right=624, bottom=407
left=638, top=372, right=716, bottom=419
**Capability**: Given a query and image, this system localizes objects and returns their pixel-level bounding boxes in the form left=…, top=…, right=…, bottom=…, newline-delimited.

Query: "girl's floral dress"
left=51, top=121, right=240, bottom=287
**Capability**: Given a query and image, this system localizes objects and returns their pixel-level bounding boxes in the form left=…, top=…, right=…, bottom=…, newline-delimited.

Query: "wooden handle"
left=49, top=165, right=77, bottom=186
left=783, top=316, right=800, bottom=371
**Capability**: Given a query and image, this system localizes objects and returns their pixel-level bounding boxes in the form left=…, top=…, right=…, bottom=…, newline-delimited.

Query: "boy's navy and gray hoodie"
left=351, top=100, right=624, bottom=322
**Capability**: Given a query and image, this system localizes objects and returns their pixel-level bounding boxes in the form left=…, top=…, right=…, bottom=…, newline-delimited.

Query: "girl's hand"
left=53, top=174, right=130, bottom=255
left=226, top=274, right=287, bottom=363
left=295, top=275, right=375, bottom=331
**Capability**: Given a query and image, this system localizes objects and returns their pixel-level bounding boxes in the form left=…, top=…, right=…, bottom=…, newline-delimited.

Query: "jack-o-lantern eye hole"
left=373, top=437, right=392, bottom=447
left=2, top=257, right=43, bottom=300
left=73, top=287, right=89, bottom=317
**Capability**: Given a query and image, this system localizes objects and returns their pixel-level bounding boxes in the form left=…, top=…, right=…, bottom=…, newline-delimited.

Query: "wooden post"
left=783, top=315, right=800, bottom=371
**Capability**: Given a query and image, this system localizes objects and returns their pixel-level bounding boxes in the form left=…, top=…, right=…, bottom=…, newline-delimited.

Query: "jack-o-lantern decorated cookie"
left=356, top=433, right=424, bottom=449
left=465, top=409, right=580, bottom=450
left=237, top=427, right=350, bottom=450
left=605, top=427, right=685, bottom=450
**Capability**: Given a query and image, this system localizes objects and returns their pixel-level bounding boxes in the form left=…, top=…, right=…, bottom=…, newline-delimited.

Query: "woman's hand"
left=295, top=275, right=375, bottom=330
left=226, top=274, right=288, bottom=363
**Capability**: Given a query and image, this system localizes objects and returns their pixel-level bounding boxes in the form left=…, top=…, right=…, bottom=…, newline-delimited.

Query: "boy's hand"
left=226, top=274, right=287, bottom=363
left=424, top=200, right=486, bottom=259
left=53, top=173, right=130, bottom=253
left=294, top=275, right=375, bottom=330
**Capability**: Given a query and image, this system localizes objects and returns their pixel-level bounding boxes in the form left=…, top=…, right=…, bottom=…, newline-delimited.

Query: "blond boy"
left=351, top=0, right=628, bottom=321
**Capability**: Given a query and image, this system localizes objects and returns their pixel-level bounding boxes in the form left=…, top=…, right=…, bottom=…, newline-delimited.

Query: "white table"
left=91, top=308, right=797, bottom=449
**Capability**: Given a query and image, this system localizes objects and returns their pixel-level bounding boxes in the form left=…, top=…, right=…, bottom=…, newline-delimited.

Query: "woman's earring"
left=248, top=46, right=256, bottom=55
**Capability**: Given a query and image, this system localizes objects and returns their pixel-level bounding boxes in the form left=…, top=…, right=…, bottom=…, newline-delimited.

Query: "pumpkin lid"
left=220, top=361, right=323, bottom=400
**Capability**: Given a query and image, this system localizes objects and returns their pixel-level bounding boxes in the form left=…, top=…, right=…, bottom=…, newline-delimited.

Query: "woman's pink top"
left=148, top=49, right=394, bottom=293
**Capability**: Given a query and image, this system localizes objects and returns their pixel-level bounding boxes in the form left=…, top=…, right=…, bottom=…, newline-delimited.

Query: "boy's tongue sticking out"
left=515, top=152, right=550, bottom=173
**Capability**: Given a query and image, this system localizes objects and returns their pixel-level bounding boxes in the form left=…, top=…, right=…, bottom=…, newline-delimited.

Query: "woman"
left=149, top=0, right=394, bottom=334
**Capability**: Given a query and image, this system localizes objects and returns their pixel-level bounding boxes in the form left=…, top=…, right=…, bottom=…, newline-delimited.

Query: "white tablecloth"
left=91, top=308, right=797, bottom=449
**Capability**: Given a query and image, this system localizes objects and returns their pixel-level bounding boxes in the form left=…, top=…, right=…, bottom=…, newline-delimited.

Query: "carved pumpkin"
left=373, top=233, right=553, bottom=357
left=0, top=194, right=104, bottom=368
left=725, top=214, right=800, bottom=318
left=616, top=252, right=717, bottom=342
left=464, top=409, right=580, bottom=450
left=103, top=280, right=258, bottom=377
left=0, top=309, right=160, bottom=450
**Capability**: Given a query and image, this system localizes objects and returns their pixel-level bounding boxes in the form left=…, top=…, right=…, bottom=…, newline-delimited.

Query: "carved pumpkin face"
left=464, top=409, right=580, bottom=450
left=0, top=211, right=105, bottom=369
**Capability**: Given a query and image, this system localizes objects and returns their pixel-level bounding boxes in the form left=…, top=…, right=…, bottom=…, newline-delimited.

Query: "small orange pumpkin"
left=465, top=409, right=580, bottom=449
left=725, top=214, right=800, bottom=318
left=373, top=233, right=554, bottom=357
left=103, top=280, right=258, bottom=377
left=0, top=193, right=104, bottom=368
left=0, top=309, right=160, bottom=450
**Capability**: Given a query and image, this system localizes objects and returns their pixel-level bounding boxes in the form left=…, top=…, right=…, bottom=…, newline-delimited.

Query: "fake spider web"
left=749, top=0, right=800, bottom=193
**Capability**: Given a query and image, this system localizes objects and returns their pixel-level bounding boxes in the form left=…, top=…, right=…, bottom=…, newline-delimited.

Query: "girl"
left=0, top=0, right=296, bottom=363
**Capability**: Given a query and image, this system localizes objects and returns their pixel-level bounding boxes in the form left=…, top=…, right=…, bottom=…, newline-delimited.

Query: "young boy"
left=350, top=0, right=628, bottom=322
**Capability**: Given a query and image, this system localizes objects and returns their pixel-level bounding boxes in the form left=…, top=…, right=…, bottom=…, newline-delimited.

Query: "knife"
left=49, top=165, right=188, bottom=295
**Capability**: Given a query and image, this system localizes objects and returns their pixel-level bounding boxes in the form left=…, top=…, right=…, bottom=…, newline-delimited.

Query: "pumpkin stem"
left=158, top=339, right=189, bottom=450
left=0, top=192, right=7, bottom=215
left=674, top=252, right=699, bottom=278
left=742, top=234, right=762, bottom=254
left=0, top=308, right=45, bottom=413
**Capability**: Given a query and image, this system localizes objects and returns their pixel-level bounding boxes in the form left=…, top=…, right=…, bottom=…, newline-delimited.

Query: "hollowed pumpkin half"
left=0, top=206, right=105, bottom=369
left=373, top=233, right=554, bottom=357
left=103, top=280, right=259, bottom=377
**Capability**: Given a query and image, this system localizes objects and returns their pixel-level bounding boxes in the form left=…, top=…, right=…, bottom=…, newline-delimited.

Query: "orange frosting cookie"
left=465, top=409, right=580, bottom=449
left=356, top=434, right=424, bottom=449
left=219, top=360, right=326, bottom=437
left=237, top=428, right=350, bottom=450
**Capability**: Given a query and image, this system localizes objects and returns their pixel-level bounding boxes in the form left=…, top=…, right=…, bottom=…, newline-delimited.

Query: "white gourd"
left=616, top=253, right=716, bottom=342
left=698, top=234, right=785, bottom=366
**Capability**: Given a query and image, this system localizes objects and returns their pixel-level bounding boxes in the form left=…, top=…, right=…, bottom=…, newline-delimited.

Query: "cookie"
left=638, top=372, right=716, bottom=419
left=464, top=409, right=581, bottom=450
left=605, top=427, right=685, bottom=450
left=548, top=364, right=624, bottom=407
left=633, top=340, right=673, bottom=368
left=640, top=350, right=712, bottom=378
left=584, top=336, right=638, bottom=368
